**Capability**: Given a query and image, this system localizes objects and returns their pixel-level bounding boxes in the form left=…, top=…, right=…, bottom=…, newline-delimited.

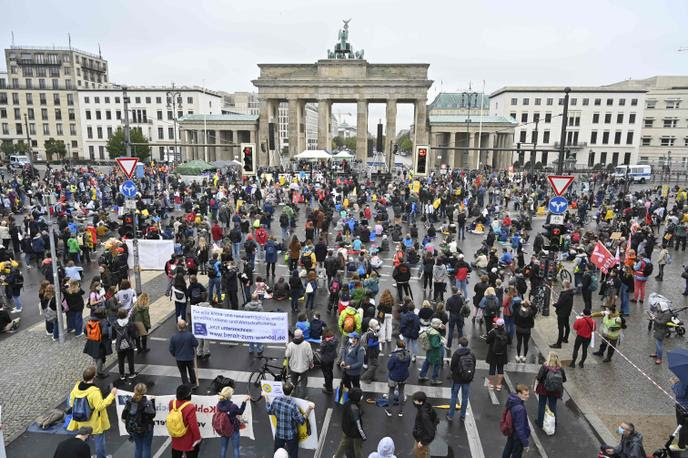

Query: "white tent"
left=333, top=150, right=354, bottom=160
left=294, top=150, right=332, bottom=160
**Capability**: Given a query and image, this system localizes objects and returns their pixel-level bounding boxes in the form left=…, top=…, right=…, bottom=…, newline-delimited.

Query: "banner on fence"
left=114, top=390, right=254, bottom=440
left=190, top=306, right=289, bottom=344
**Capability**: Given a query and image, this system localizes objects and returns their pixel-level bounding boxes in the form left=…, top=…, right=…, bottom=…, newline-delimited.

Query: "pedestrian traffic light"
left=241, top=143, right=256, bottom=176
left=414, top=145, right=429, bottom=176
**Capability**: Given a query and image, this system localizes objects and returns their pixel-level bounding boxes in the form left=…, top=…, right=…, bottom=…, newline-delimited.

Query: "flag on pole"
left=591, top=241, right=617, bottom=274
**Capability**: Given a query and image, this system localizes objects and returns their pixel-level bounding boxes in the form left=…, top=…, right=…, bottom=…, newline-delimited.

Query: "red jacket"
left=211, top=224, right=223, bottom=242
left=255, top=227, right=268, bottom=246
left=573, top=316, right=596, bottom=339
left=169, top=400, right=202, bottom=452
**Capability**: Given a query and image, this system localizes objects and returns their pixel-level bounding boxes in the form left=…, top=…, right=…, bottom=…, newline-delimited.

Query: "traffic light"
left=414, top=145, right=429, bottom=176
left=241, top=143, right=256, bottom=176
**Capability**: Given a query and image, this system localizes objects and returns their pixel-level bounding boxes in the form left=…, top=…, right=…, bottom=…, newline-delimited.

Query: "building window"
left=1, top=123, right=8, bottom=135
left=0, top=93, right=6, bottom=105
left=168, top=127, right=174, bottom=139
left=546, top=98, right=553, bottom=106
left=85, top=110, right=91, bottom=120
left=15, top=123, right=22, bottom=135
left=602, top=131, right=610, bottom=144
left=156, top=97, right=162, bottom=104
left=115, top=97, right=120, bottom=103
left=570, top=98, right=577, bottom=106
left=14, top=108, right=20, bottom=119
left=55, top=109, right=61, bottom=120
left=582, top=98, right=589, bottom=106
left=158, top=127, right=164, bottom=139
left=145, top=97, right=151, bottom=104
left=588, top=151, right=595, bottom=166
left=510, top=98, right=517, bottom=106
left=87, top=127, right=93, bottom=139
left=104, top=97, right=110, bottom=103
left=11, top=93, right=19, bottom=104
left=531, top=130, right=538, bottom=144
left=28, top=123, right=35, bottom=135
left=600, top=152, right=607, bottom=164
left=65, top=79, right=72, bottom=90
left=116, top=110, right=121, bottom=120
left=97, top=127, right=103, bottom=139
left=685, top=137, right=688, bottom=147
left=558, top=98, right=564, bottom=105
left=70, top=124, right=76, bottom=135
left=666, top=100, right=681, bottom=109
left=522, top=98, right=529, bottom=106
left=187, top=97, right=193, bottom=104
left=614, top=131, right=621, bottom=144
left=592, top=113, right=599, bottom=124
left=663, top=118, right=678, bottom=128
left=39, top=93, right=46, bottom=105
left=40, top=108, right=47, bottom=119
left=612, top=152, right=619, bottom=165
left=641, top=136, right=651, bottom=146
left=541, top=152, right=548, bottom=164
left=534, top=98, right=541, bottom=106
left=660, top=137, right=676, bottom=146
left=42, top=123, right=49, bottom=135
left=106, top=110, right=111, bottom=120
left=543, top=130, right=550, bottom=143
left=619, top=98, right=626, bottom=106
left=98, top=146, right=105, bottom=160
left=544, top=113, right=552, bottom=123
left=590, top=131, right=598, bottom=144
left=95, top=110, right=101, bottom=120
left=521, top=113, right=528, bottom=123
left=56, top=124, right=63, bottom=135
left=606, top=98, right=613, bottom=106
left=519, top=130, right=526, bottom=143
left=157, top=110, right=163, bottom=120
left=604, top=113, right=611, bottom=124
left=594, top=98, right=601, bottom=106
left=631, top=98, right=638, bottom=106
left=0, top=108, right=5, bottom=118
left=67, top=94, right=73, bottom=106
left=533, top=113, right=540, bottom=123
left=646, top=100, right=656, bottom=109
left=624, top=152, right=631, bottom=165
left=71, top=140, right=77, bottom=148
left=167, top=110, right=173, bottom=120
left=617, top=113, right=624, bottom=123
left=88, top=145, right=95, bottom=160
left=27, top=108, right=34, bottom=120
left=52, top=79, right=58, bottom=89
left=626, top=132, right=634, bottom=144
left=135, top=97, right=141, bottom=103
left=629, top=113, right=636, bottom=124
left=644, top=118, right=654, bottom=128
left=107, top=127, right=112, bottom=138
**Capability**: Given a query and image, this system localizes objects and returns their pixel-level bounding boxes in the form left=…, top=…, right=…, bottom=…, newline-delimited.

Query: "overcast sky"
left=3, top=0, right=687, bottom=131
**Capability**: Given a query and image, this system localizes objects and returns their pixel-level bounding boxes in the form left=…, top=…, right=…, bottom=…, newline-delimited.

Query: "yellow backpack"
left=166, top=400, right=191, bottom=438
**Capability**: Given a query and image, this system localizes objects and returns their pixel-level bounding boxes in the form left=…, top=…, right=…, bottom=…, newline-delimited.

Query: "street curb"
left=530, top=318, right=617, bottom=446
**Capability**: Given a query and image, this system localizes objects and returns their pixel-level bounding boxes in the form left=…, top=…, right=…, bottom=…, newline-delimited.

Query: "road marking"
left=483, top=377, right=499, bottom=405
left=313, top=408, right=333, bottom=458
left=465, top=401, right=486, bottom=458
left=117, top=363, right=453, bottom=397
left=152, top=437, right=171, bottom=458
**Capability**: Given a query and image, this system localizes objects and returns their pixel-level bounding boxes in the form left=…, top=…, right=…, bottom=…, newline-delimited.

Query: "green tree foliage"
left=332, top=135, right=356, bottom=152
left=107, top=127, right=150, bottom=161
left=44, top=138, right=67, bottom=161
left=397, top=132, right=413, bottom=153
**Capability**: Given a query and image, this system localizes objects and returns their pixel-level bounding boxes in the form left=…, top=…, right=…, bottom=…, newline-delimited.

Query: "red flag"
left=624, top=236, right=632, bottom=264
left=591, top=241, right=617, bottom=274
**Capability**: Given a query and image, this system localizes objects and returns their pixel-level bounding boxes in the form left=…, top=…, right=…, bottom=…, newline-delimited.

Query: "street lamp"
left=166, top=84, right=183, bottom=163
left=667, top=150, right=672, bottom=182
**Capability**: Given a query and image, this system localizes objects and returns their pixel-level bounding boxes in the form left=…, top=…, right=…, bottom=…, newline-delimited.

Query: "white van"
left=612, top=164, right=652, bottom=183
left=8, top=155, right=30, bottom=169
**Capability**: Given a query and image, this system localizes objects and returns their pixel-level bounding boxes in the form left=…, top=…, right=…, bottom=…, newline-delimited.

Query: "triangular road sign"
left=547, top=175, right=575, bottom=196
left=116, top=157, right=139, bottom=178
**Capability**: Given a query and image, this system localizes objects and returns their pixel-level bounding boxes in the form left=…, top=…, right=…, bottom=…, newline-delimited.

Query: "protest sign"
left=267, top=396, right=318, bottom=450
left=191, top=306, right=289, bottom=344
left=261, top=380, right=284, bottom=400
left=114, top=390, right=254, bottom=440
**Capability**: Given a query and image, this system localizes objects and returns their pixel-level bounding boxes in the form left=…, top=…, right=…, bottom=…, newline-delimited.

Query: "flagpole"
left=477, top=80, right=485, bottom=170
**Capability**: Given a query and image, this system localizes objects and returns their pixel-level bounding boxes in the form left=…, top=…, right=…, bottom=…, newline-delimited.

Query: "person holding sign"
left=264, top=382, right=314, bottom=458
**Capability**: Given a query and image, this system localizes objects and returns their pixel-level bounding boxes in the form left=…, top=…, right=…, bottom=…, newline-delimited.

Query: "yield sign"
left=116, top=157, right=139, bottom=179
left=547, top=175, right=575, bottom=196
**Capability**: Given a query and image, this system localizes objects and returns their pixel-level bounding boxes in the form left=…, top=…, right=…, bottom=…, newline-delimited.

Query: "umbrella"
left=175, top=160, right=216, bottom=175
left=668, top=348, right=688, bottom=384
left=333, top=150, right=354, bottom=160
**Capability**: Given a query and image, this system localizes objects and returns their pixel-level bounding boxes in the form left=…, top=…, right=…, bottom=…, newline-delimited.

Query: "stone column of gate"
left=287, top=98, right=299, bottom=157
left=487, top=132, right=496, bottom=169
left=448, top=131, right=457, bottom=170
left=467, top=132, right=476, bottom=170
left=385, top=99, right=397, bottom=168
left=413, top=98, right=428, bottom=149
left=318, top=98, right=332, bottom=151
left=258, top=99, right=271, bottom=166
left=298, top=100, right=307, bottom=154
left=356, top=99, right=368, bottom=161
left=504, top=132, right=515, bottom=169
left=269, top=101, right=279, bottom=166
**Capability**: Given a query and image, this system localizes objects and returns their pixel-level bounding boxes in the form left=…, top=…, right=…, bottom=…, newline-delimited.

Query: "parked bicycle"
left=247, top=355, right=287, bottom=402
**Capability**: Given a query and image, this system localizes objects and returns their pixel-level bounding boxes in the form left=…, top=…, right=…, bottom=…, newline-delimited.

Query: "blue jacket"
left=264, top=240, right=278, bottom=264
left=168, top=330, right=198, bottom=362
left=505, top=393, right=530, bottom=447
left=400, top=311, right=420, bottom=339
left=342, top=343, right=365, bottom=376
left=387, top=348, right=411, bottom=382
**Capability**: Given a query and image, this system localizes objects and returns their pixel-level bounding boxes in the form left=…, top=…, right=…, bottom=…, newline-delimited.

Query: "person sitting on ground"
left=600, top=421, right=646, bottom=458
left=272, top=277, right=290, bottom=301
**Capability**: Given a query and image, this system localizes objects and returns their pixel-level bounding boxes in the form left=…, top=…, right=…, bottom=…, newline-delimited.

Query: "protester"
left=67, top=366, right=117, bottom=458
left=549, top=280, right=573, bottom=348
left=569, top=309, right=596, bottom=368
left=285, top=328, right=314, bottom=396
left=367, top=437, right=396, bottom=458
left=320, top=328, right=339, bottom=394
left=534, top=352, right=566, bottom=431
left=385, top=338, right=411, bottom=417
left=217, top=386, right=246, bottom=458
left=334, top=387, right=367, bottom=458
left=168, top=319, right=199, bottom=389
left=53, top=426, right=92, bottom=458
left=264, top=381, right=314, bottom=458
left=169, top=384, right=202, bottom=458
left=486, top=318, right=508, bottom=390
left=447, top=336, right=476, bottom=422
left=599, top=422, right=646, bottom=458
left=340, top=331, right=365, bottom=389
left=502, top=384, right=531, bottom=458
left=83, top=306, right=111, bottom=379
left=121, top=382, right=156, bottom=458
left=411, top=391, right=438, bottom=458
left=112, top=307, right=138, bottom=381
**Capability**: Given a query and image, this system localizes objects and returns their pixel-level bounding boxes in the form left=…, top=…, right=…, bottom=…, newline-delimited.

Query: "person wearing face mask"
left=361, top=319, right=381, bottom=382
left=599, top=422, right=646, bottom=458
left=340, top=331, right=365, bottom=389
left=411, top=391, right=438, bottom=458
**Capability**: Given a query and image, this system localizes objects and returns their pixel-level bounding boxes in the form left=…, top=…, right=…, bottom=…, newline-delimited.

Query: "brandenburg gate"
left=252, top=20, right=432, bottom=165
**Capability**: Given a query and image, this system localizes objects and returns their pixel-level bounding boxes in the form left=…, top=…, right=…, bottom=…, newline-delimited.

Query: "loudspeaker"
left=376, top=123, right=383, bottom=152
left=268, top=123, right=276, bottom=150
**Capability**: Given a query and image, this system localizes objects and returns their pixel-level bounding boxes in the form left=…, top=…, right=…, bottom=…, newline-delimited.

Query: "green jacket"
left=426, top=328, right=443, bottom=365
left=132, top=303, right=151, bottom=330
left=67, top=237, right=80, bottom=254
left=600, top=313, right=622, bottom=339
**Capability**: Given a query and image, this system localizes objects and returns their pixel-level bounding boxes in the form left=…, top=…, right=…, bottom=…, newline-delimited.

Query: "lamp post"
left=166, top=84, right=183, bottom=163
left=667, top=150, right=672, bottom=182
left=557, top=87, right=571, bottom=174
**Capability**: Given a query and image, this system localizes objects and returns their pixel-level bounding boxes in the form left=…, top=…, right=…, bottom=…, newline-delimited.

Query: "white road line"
left=483, top=377, right=500, bottom=405
left=465, top=401, right=486, bottom=458
left=152, top=437, right=171, bottom=458
left=313, top=408, right=333, bottom=458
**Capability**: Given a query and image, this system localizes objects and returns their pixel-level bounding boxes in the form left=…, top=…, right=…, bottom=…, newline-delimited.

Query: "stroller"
left=647, top=293, right=687, bottom=337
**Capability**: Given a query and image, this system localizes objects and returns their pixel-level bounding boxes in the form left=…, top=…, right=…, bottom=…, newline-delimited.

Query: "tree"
left=107, top=127, right=150, bottom=161
left=44, top=138, right=66, bottom=161
left=14, top=140, right=29, bottom=155
left=1, top=141, right=14, bottom=159
left=331, top=136, right=356, bottom=152
left=397, top=132, right=413, bottom=153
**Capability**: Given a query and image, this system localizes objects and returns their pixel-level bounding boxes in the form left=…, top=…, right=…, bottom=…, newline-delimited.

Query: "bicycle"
left=247, top=355, right=287, bottom=402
